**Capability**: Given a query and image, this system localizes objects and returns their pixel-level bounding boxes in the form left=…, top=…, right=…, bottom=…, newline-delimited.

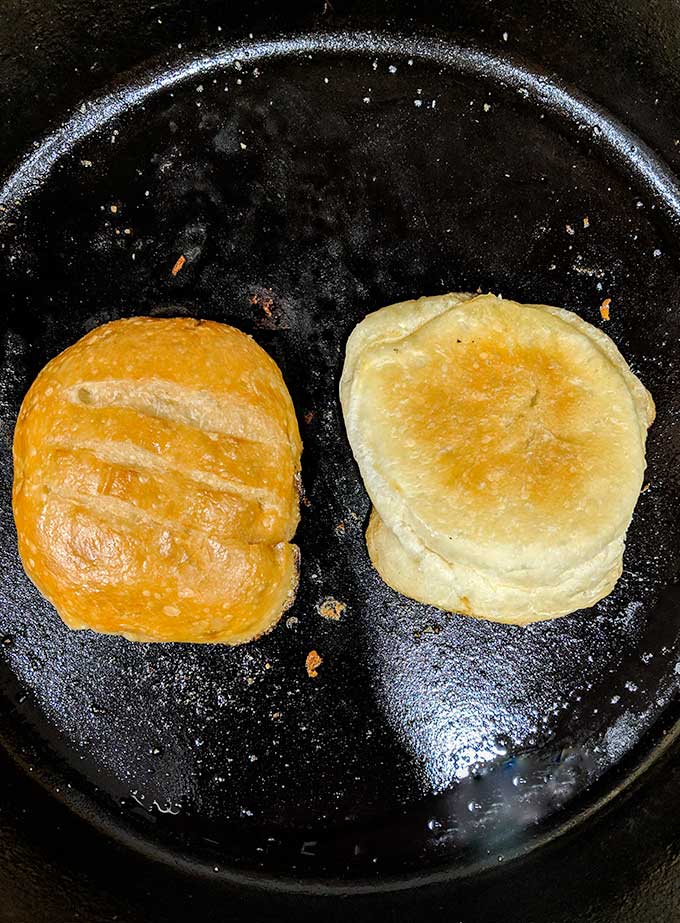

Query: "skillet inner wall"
left=0, top=42, right=680, bottom=878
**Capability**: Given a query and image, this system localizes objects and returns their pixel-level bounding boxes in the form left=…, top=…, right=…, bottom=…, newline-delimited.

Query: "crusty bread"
left=341, top=293, right=654, bottom=624
left=13, top=317, right=302, bottom=643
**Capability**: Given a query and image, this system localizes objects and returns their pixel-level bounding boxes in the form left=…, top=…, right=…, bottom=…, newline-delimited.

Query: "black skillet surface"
left=1, top=6, right=680, bottom=913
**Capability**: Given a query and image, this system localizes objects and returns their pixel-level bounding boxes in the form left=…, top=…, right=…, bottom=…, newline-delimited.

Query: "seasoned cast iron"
left=1, top=2, right=680, bottom=920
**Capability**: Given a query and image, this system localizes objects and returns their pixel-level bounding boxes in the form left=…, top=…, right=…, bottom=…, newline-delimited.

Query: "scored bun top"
left=13, top=317, right=302, bottom=643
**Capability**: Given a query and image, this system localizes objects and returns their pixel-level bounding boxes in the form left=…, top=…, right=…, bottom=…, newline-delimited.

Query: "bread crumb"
left=600, top=297, right=611, bottom=321
left=335, top=521, right=346, bottom=535
left=565, top=224, right=575, bottom=235
left=110, top=204, right=118, bottom=213
left=250, top=291, right=274, bottom=316
left=641, top=482, right=650, bottom=493
left=306, top=650, right=323, bottom=678
left=317, top=597, right=346, bottom=620
left=303, top=410, right=315, bottom=424
left=171, top=254, right=186, bottom=276
left=583, top=215, right=590, bottom=228
left=302, top=496, right=312, bottom=508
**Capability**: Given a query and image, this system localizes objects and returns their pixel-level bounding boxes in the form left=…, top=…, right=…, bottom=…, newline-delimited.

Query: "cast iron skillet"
left=1, top=1, right=680, bottom=920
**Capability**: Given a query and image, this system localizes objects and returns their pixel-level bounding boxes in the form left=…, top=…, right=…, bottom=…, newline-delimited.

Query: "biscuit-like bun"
left=341, top=293, right=654, bottom=624
left=13, top=317, right=302, bottom=643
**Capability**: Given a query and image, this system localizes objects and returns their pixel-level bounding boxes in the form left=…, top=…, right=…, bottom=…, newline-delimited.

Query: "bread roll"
left=341, top=293, right=654, bottom=624
left=13, top=317, right=302, bottom=643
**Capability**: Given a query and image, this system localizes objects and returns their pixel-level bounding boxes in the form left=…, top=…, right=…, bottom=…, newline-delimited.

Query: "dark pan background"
left=2, top=1, right=680, bottom=921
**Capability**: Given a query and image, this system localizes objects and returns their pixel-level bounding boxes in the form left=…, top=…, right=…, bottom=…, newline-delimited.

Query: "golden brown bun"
left=341, top=293, right=654, bottom=624
left=13, top=317, right=302, bottom=643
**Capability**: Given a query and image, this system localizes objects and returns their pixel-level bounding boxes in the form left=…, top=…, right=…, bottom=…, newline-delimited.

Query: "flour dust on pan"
left=0, top=31, right=680, bottom=887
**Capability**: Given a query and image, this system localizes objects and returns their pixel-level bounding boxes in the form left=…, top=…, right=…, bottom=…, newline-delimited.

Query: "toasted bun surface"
left=13, top=317, right=302, bottom=643
left=341, top=293, right=654, bottom=624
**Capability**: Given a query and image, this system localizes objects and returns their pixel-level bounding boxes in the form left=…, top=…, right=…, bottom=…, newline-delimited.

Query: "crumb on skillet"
left=306, top=650, right=323, bottom=678
left=317, top=598, right=346, bottom=620
left=171, top=254, right=186, bottom=276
